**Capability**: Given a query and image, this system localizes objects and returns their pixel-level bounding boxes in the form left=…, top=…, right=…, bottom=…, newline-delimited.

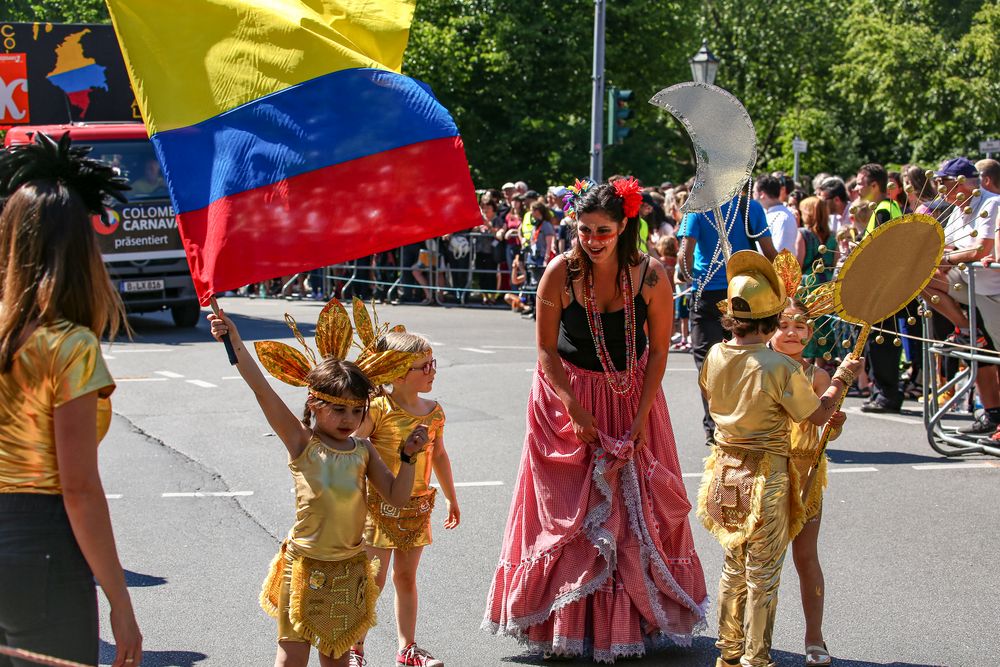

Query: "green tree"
left=3, top=0, right=109, bottom=22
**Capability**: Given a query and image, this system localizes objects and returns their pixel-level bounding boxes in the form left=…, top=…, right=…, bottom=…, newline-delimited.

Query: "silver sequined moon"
left=649, top=82, right=757, bottom=213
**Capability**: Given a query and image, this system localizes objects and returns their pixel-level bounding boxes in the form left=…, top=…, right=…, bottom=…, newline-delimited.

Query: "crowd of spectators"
left=239, top=158, right=1000, bottom=447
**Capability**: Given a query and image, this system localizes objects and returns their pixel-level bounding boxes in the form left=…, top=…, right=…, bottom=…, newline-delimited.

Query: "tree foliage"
left=4, top=0, right=997, bottom=189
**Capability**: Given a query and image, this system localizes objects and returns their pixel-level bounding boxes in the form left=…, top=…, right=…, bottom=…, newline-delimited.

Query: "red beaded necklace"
left=582, top=263, right=637, bottom=396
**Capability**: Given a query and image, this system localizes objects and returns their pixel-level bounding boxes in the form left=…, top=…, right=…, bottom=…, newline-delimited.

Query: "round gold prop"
left=835, top=213, right=945, bottom=326
left=802, top=214, right=944, bottom=501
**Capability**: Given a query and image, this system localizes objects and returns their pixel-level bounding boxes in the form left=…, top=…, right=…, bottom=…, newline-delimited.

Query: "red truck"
left=4, top=122, right=201, bottom=327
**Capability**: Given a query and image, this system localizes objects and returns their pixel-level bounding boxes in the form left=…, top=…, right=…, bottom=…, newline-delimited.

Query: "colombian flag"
left=106, top=0, right=480, bottom=302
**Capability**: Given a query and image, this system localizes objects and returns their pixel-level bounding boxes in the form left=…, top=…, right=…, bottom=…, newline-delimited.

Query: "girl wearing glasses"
left=352, top=332, right=458, bottom=667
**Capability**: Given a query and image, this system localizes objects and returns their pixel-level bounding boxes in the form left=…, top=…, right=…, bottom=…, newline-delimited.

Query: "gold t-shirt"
left=0, top=320, right=115, bottom=494
left=699, top=342, right=820, bottom=455
left=367, top=394, right=444, bottom=496
left=287, top=436, right=370, bottom=561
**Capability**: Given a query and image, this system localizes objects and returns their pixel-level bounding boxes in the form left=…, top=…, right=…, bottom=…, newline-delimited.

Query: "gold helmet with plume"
left=718, top=250, right=837, bottom=321
left=254, top=297, right=424, bottom=407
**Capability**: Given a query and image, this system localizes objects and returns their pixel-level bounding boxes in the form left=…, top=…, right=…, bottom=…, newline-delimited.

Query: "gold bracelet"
left=832, top=367, right=856, bottom=387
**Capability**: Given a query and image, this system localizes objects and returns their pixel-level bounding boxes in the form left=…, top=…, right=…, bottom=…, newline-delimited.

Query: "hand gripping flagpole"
left=210, top=296, right=239, bottom=365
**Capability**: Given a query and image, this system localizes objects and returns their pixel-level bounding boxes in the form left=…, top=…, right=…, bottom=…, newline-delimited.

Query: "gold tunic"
left=287, top=436, right=370, bottom=561
left=789, top=364, right=828, bottom=522
left=698, top=342, right=820, bottom=667
left=0, top=320, right=115, bottom=494
left=364, top=394, right=444, bottom=550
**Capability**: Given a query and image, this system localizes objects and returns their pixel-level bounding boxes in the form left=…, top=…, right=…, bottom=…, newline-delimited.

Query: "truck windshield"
left=87, top=140, right=169, bottom=202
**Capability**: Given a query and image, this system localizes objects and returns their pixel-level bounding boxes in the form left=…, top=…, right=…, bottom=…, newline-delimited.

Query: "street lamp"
left=689, top=39, right=719, bottom=86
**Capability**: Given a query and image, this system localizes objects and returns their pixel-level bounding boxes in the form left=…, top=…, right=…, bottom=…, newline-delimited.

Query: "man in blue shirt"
left=678, top=194, right=777, bottom=445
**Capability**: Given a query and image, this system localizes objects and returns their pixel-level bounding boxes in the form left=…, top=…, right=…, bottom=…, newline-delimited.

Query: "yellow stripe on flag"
left=107, top=0, right=416, bottom=135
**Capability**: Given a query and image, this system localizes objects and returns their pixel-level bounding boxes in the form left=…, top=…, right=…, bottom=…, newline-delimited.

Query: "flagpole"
left=210, top=296, right=239, bottom=365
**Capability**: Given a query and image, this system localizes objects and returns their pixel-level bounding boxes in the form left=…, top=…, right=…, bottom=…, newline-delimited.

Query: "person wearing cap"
left=922, top=157, right=1000, bottom=436
left=698, top=251, right=862, bottom=667
left=501, top=182, right=517, bottom=211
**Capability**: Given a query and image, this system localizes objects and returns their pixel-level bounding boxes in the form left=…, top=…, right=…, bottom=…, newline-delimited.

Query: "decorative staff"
left=797, top=214, right=944, bottom=499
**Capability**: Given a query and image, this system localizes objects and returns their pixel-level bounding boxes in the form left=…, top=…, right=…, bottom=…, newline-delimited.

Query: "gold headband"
left=309, top=389, right=367, bottom=407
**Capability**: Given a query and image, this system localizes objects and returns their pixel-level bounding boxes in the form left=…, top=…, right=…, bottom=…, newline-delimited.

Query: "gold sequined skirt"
left=697, top=446, right=806, bottom=549
left=364, top=489, right=436, bottom=551
left=260, top=543, right=379, bottom=658
left=790, top=451, right=827, bottom=523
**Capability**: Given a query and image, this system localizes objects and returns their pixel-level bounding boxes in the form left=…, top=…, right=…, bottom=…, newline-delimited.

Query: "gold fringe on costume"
left=791, top=453, right=828, bottom=522
left=697, top=447, right=807, bottom=549
left=366, top=489, right=436, bottom=551
left=260, top=543, right=380, bottom=658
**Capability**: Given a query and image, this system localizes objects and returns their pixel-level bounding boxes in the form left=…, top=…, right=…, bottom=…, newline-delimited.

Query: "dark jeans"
left=690, top=288, right=729, bottom=438
left=866, top=315, right=902, bottom=408
left=0, top=494, right=98, bottom=667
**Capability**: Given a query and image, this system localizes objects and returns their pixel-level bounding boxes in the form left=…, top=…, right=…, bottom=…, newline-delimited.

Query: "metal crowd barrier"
left=299, top=232, right=530, bottom=307
left=922, top=263, right=1000, bottom=457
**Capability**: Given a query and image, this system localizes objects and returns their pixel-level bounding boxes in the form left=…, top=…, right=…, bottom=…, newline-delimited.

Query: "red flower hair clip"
left=612, top=177, right=642, bottom=219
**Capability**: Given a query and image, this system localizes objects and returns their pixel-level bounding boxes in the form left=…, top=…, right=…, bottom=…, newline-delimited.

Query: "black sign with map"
left=0, top=22, right=138, bottom=126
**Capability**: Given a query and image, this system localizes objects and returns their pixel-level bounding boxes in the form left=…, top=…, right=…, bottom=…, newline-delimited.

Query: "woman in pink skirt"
left=483, top=179, right=708, bottom=662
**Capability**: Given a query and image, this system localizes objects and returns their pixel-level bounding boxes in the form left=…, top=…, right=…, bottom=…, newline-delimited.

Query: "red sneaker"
left=348, top=648, right=367, bottom=667
left=396, top=643, right=444, bottom=667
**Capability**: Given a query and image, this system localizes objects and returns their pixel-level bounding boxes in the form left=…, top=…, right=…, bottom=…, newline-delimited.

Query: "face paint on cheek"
left=578, top=230, right=618, bottom=243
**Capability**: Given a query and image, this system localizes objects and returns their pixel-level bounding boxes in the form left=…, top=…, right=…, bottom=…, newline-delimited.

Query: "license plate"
left=121, top=279, right=165, bottom=294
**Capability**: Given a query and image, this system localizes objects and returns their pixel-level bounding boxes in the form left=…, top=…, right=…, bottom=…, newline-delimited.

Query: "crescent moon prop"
left=649, top=82, right=757, bottom=260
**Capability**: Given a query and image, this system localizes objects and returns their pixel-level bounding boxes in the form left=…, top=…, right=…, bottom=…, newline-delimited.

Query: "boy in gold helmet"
left=697, top=251, right=862, bottom=667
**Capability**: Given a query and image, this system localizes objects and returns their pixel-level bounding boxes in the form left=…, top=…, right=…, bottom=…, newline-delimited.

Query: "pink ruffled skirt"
left=482, top=355, right=708, bottom=663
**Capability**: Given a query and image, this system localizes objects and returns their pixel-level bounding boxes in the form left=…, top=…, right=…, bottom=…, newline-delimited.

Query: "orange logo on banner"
left=0, top=53, right=29, bottom=124
left=92, top=208, right=120, bottom=235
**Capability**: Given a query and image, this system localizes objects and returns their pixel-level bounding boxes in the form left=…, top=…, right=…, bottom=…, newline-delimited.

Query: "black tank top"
left=557, top=261, right=649, bottom=372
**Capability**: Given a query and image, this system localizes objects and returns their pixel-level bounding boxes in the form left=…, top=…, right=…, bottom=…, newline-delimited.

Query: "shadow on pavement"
left=100, top=639, right=207, bottom=666
left=115, top=302, right=318, bottom=347
left=500, top=636, right=945, bottom=666
left=826, top=448, right=941, bottom=465
left=124, top=569, right=167, bottom=587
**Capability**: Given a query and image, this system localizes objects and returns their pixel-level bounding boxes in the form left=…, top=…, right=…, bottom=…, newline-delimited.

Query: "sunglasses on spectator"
left=407, top=358, right=437, bottom=375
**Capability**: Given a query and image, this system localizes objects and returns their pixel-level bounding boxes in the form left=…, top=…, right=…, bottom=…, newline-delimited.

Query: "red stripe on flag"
left=176, top=136, right=480, bottom=303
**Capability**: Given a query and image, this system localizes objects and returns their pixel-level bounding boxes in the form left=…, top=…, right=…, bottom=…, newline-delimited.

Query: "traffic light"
left=607, top=87, right=634, bottom=145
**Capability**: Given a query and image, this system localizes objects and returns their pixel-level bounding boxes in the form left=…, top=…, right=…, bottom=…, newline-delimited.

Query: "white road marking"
left=161, top=491, right=254, bottom=498
left=117, top=377, right=168, bottom=383
left=525, top=368, right=535, bottom=372
left=430, top=341, right=445, bottom=347
left=104, top=348, right=174, bottom=354
left=105, top=494, right=123, bottom=499
left=431, top=480, right=504, bottom=488
left=104, top=355, right=115, bottom=360
left=828, top=466, right=879, bottom=474
left=912, top=462, right=998, bottom=471
left=842, top=406, right=921, bottom=425
left=155, top=370, right=184, bottom=379
left=221, top=376, right=242, bottom=380
left=460, top=347, right=495, bottom=354
left=666, top=367, right=698, bottom=372
left=482, top=345, right=535, bottom=350
left=186, top=379, right=218, bottom=388
left=682, top=472, right=703, bottom=478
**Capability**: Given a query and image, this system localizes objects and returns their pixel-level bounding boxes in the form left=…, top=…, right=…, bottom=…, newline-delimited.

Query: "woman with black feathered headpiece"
left=0, top=133, right=142, bottom=667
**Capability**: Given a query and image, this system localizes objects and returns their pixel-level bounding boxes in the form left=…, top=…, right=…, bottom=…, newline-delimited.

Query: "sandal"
left=805, top=642, right=832, bottom=666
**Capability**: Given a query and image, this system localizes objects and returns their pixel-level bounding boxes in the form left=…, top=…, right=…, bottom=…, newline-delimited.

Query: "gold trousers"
left=715, top=463, right=790, bottom=667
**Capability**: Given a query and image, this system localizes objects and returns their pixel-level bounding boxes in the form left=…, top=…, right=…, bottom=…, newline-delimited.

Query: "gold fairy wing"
left=802, top=282, right=837, bottom=317
left=315, top=298, right=353, bottom=360
left=772, top=250, right=802, bottom=299
left=254, top=341, right=312, bottom=386
left=357, top=350, right=423, bottom=387
left=352, top=297, right=376, bottom=348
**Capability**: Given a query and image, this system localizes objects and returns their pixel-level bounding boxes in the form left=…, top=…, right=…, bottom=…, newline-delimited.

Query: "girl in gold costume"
left=353, top=331, right=458, bottom=667
left=770, top=301, right=845, bottom=667
left=209, top=307, right=429, bottom=667
left=697, top=251, right=861, bottom=667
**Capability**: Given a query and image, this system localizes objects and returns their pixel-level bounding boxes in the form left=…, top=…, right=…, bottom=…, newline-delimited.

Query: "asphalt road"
left=92, top=297, right=999, bottom=667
